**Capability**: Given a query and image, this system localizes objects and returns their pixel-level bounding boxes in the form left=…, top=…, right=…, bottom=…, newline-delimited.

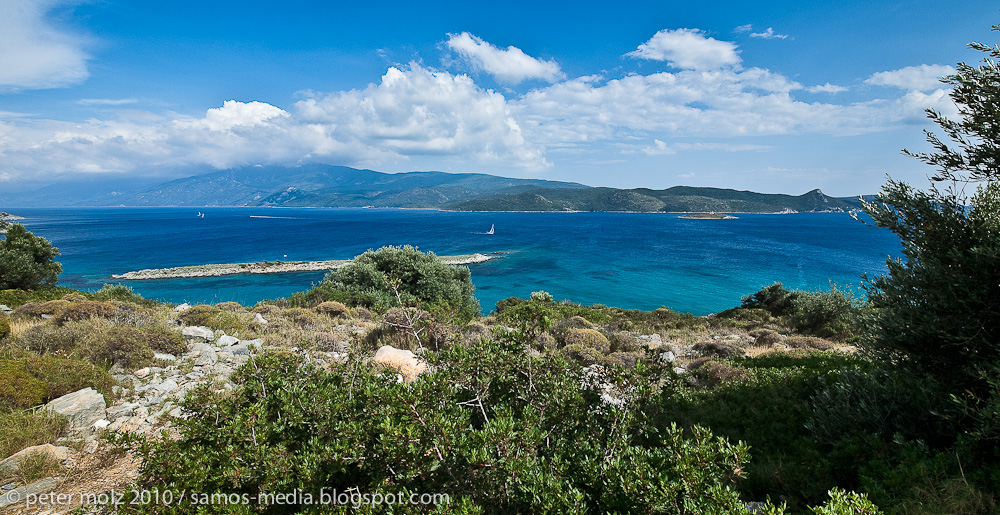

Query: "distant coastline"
left=111, top=253, right=496, bottom=280
left=678, top=213, right=739, bottom=219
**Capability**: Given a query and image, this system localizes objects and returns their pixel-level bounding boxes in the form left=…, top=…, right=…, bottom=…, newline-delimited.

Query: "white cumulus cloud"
left=807, top=83, right=848, bottom=94
left=626, top=28, right=741, bottom=70
left=0, top=0, right=90, bottom=90
left=750, top=27, right=788, bottom=40
left=445, top=32, right=563, bottom=84
left=866, top=64, right=956, bottom=91
left=295, top=63, right=547, bottom=167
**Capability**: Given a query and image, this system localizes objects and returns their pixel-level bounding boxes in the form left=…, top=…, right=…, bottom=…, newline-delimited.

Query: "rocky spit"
left=110, top=253, right=496, bottom=280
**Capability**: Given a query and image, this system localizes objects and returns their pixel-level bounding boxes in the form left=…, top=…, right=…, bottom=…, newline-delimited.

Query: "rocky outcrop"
left=45, top=388, right=106, bottom=432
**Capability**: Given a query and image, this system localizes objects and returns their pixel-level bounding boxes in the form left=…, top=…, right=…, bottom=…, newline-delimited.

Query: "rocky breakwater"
left=111, top=253, right=496, bottom=280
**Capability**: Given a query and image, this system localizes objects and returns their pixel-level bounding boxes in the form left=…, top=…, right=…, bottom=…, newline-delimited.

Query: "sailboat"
left=197, top=212, right=202, bottom=218
left=486, top=224, right=494, bottom=235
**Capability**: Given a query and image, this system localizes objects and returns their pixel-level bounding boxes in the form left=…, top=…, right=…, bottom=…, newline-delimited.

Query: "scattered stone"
left=153, top=352, right=177, bottom=361
left=372, top=345, right=427, bottom=383
left=135, top=367, right=151, bottom=378
left=83, top=440, right=99, bottom=454
left=194, top=349, right=218, bottom=366
left=253, top=312, right=268, bottom=325
left=168, top=407, right=184, bottom=418
left=182, top=325, right=214, bottom=341
left=174, top=303, right=191, bottom=312
left=673, top=367, right=687, bottom=375
left=0, top=304, right=11, bottom=314
left=217, top=334, right=239, bottom=347
left=45, top=388, right=107, bottom=431
left=240, top=338, right=263, bottom=348
left=659, top=351, right=676, bottom=363
left=93, top=419, right=111, bottom=430
left=224, top=344, right=250, bottom=355
left=153, top=379, right=178, bottom=394
left=0, top=477, right=61, bottom=508
left=106, top=404, right=136, bottom=420
left=1, top=483, right=14, bottom=491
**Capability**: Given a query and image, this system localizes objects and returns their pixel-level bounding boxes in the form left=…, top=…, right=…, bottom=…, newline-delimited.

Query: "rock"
left=153, top=352, right=177, bottom=361
left=1, top=483, right=14, bottom=491
left=45, top=388, right=106, bottom=431
left=174, top=303, right=191, bottom=312
left=106, top=403, right=137, bottom=420
left=152, top=379, right=178, bottom=394
left=673, top=367, right=687, bottom=375
left=240, top=338, right=263, bottom=348
left=194, top=349, right=218, bottom=366
left=93, top=419, right=111, bottom=430
left=0, top=304, right=11, bottom=314
left=83, top=440, right=99, bottom=454
left=216, top=334, right=239, bottom=347
left=224, top=344, right=250, bottom=355
left=134, top=367, right=151, bottom=378
left=182, top=325, right=214, bottom=341
left=253, top=313, right=268, bottom=325
left=372, top=345, right=427, bottom=383
left=0, top=444, right=71, bottom=472
left=189, top=342, right=214, bottom=353
left=0, top=477, right=61, bottom=508
left=659, top=351, right=676, bottom=363
left=168, top=407, right=183, bottom=418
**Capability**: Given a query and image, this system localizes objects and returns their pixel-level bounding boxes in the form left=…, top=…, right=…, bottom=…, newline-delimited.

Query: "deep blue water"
left=5, top=208, right=901, bottom=315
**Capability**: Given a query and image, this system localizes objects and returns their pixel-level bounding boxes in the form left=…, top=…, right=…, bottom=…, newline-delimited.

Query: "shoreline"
left=111, top=253, right=497, bottom=280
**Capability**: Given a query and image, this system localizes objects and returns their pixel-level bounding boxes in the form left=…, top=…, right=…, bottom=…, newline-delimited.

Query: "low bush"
left=0, top=356, right=113, bottom=408
left=784, top=336, right=834, bottom=351
left=81, top=326, right=155, bottom=369
left=12, top=300, right=69, bottom=318
left=561, top=343, right=604, bottom=365
left=741, top=282, right=797, bottom=316
left=0, top=410, right=67, bottom=462
left=214, top=301, right=245, bottom=312
left=124, top=334, right=754, bottom=514
left=13, top=323, right=88, bottom=355
left=785, top=287, right=865, bottom=339
left=0, top=313, right=9, bottom=340
left=143, top=326, right=187, bottom=355
left=176, top=304, right=221, bottom=326
left=0, top=286, right=85, bottom=309
left=52, top=300, right=119, bottom=325
left=314, top=301, right=349, bottom=317
left=750, top=328, right=783, bottom=346
left=563, top=328, right=610, bottom=354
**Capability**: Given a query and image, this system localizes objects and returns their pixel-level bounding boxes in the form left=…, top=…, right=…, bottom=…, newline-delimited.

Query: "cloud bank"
left=0, top=0, right=90, bottom=90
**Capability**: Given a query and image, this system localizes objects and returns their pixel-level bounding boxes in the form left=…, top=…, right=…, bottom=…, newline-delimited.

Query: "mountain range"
left=0, top=164, right=864, bottom=213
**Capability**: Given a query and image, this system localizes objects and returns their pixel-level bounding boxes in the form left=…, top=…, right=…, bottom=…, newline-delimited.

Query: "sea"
left=6, top=208, right=901, bottom=316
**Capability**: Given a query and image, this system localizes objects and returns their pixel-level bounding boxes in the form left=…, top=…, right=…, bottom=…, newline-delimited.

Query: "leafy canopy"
left=0, top=224, right=62, bottom=290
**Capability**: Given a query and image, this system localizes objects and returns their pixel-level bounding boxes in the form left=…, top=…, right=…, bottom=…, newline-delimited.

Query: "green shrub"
left=0, top=357, right=113, bottom=408
left=60, top=292, right=87, bottom=302
left=0, top=313, right=9, bottom=340
left=561, top=343, right=604, bottom=365
left=52, top=300, right=119, bottom=325
left=0, top=410, right=67, bottom=462
left=12, top=300, right=69, bottom=318
left=144, top=326, right=187, bottom=355
left=125, top=334, right=751, bottom=514
left=213, top=301, right=244, bottom=312
left=0, top=286, right=85, bottom=309
left=175, top=304, right=221, bottom=327
left=529, top=290, right=554, bottom=303
left=314, top=301, right=349, bottom=317
left=784, top=287, right=864, bottom=339
left=11, top=448, right=64, bottom=484
left=13, top=323, right=88, bottom=355
left=810, top=488, right=883, bottom=515
left=563, top=328, right=610, bottom=354
left=784, top=336, right=834, bottom=351
left=742, top=282, right=797, bottom=316
left=714, top=306, right=774, bottom=328
left=81, top=326, right=154, bottom=369
left=319, top=245, right=480, bottom=321
left=0, top=367, right=47, bottom=408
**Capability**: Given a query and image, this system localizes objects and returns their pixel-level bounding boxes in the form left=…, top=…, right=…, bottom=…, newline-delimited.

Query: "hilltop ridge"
left=0, top=164, right=863, bottom=213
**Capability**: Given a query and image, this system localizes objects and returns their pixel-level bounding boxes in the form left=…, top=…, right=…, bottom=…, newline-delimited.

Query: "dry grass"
left=9, top=318, right=41, bottom=339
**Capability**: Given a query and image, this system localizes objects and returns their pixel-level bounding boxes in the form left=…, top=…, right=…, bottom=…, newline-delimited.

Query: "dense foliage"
left=0, top=224, right=62, bottom=290
left=300, top=246, right=480, bottom=321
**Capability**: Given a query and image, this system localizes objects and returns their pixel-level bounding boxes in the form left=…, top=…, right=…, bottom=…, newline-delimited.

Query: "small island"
left=678, top=212, right=739, bottom=220
left=111, top=253, right=496, bottom=280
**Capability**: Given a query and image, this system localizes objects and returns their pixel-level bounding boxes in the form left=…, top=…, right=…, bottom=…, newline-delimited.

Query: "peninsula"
left=111, top=253, right=496, bottom=280
left=678, top=213, right=739, bottom=219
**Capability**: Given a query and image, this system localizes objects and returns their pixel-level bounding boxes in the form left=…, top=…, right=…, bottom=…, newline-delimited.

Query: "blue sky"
left=0, top=0, right=996, bottom=195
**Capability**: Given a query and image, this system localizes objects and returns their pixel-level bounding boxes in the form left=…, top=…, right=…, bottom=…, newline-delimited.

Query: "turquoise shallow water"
left=6, top=208, right=901, bottom=315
